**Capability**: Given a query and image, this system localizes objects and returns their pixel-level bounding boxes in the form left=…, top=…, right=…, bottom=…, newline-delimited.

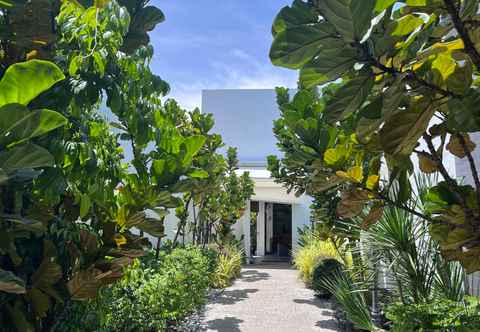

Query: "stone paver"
left=201, top=263, right=340, bottom=332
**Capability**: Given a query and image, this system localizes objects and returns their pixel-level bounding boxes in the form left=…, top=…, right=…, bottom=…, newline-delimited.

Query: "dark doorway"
left=250, top=201, right=259, bottom=256
left=272, top=203, right=292, bottom=257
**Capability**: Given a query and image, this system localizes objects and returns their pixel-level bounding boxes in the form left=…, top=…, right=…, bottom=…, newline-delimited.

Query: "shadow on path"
left=294, top=298, right=341, bottom=331
left=293, top=298, right=332, bottom=309
left=210, top=288, right=258, bottom=305
left=315, top=319, right=340, bottom=330
left=240, top=269, right=270, bottom=282
left=205, top=317, right=244, bottom=332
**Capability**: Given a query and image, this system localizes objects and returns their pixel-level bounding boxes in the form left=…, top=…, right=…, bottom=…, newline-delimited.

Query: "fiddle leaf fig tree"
left=0, top=1, right=231, bottom=331
left=0, top=60, right=67, bottom=182
left=270, top=0, right=480, bottom=272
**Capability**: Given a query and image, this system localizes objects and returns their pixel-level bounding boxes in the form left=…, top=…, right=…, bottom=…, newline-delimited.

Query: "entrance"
left=268, top=203, right=292, bottom=257
left=249, top=201, right=292, bottom=258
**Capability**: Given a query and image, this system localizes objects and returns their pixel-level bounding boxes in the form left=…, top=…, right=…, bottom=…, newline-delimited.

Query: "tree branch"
left=368, top=57, right=458, bottom=98
left=423, top=133, right=477, bottom=224
left=423, top=134, right=457, bottom=187
left=360, top=185, right=435, bottom=223
left=443, top=0, right=480, bottom=70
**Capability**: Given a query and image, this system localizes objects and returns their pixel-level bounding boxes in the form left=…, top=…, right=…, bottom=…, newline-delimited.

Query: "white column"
left=242, top=200, right=251, bottom=263
left=257, top=201, right=265, bottom=256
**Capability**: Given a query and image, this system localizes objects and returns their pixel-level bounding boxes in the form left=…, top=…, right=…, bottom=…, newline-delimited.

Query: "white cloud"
left=165, top=49, right=297, bottom=110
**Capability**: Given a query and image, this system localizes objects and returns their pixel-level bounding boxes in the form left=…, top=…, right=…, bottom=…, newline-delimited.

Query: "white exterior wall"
left=455, top=133, right=480, bottom=296
left=291, top=196, right=313, bottom=253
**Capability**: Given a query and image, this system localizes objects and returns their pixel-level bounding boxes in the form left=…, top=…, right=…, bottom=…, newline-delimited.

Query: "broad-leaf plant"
left=0, top=1, right=251, bottom=331
left=269, top=0, right=480, bottom=272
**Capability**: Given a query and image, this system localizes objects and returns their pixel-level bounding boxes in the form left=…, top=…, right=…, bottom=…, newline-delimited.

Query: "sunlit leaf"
left=336, top=166, right=364, bottom=183
left=366, top=175, right=379, bottom=190
left=0, top=60, right=65, bottom=107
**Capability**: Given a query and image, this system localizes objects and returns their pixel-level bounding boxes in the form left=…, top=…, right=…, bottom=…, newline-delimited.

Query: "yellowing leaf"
left=26, top=50, right=38, bottom=60
left=116, top=206, right=127, bottom=229
left=417, top=39, right=464, bottom=61
left=431, top=52, right=456, bottom=81
left=336, top=166, right=363, bottom=183
left=324, top=148, right=340, bottom=165
left=348, top=166, right=363, bottom=182
left=114, top=234, right=127, bottom=247
left=366, top=175, right=379, bottom=190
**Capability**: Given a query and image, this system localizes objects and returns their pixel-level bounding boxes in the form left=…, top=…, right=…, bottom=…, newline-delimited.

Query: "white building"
left=163, top=89, right=312, bottom=262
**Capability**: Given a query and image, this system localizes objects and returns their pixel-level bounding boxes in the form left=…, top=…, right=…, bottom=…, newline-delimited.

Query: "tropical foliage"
left=56, top=246, right=218, bottom=332
left=386, top=297, right=480, bottom=331
left=269, top=0, right=480, bottom=272
left=0, top=1, right=251, bottom=330
left=312, top=175, right=477, bottom=331
left=293, top=230, right=351, bottom=284
left=172, top=147, right=254, bottom=248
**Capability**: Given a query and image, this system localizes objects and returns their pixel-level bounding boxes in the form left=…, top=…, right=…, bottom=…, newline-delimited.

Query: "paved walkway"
left=201, top=263, right=340, bottom=332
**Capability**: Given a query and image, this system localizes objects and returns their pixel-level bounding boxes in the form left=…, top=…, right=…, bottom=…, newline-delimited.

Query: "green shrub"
left=211, top=244, right=243, bottom=289
left=312, top=258, right=344, bottom=297
left=386, top=297, right=480, bottom=332
left=56, top=246, right=213, bottom=332
left=293, top=238, right=351, bottom=284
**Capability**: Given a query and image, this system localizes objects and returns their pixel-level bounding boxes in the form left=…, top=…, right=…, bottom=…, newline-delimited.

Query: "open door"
left=272, top=203, right=292, bottom=257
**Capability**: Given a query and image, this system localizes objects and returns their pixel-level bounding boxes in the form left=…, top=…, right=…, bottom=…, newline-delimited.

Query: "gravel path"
left=200, top=263, right=340, bottom=332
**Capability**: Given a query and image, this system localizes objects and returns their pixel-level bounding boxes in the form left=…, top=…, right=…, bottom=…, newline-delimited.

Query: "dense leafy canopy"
left=0, top=1, right=252, bottom=330
left=269, top=0, right=480, bottom=272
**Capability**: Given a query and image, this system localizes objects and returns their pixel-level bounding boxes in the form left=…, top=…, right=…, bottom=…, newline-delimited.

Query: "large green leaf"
left=181, top=135, right=206, bottom=167
left=375, top=0, right=397, bottom=12
left=299, top=43, right=357, bottom=87
left=382, top=74, right=407, bottom=119
left=447, top=90, right=480, bottom=132
left=380, top=101, right=435, bottom=156
left=0, top=60, right=64, bottom=107
left=0, top=269, right=26, bottom=294
left=136, top=218, right=165, bottom=237
left=324, top=72, right=374, bottom=123
left=272, top=0, right=318, bottom=35
left=0, top=103, right=67, bottom=147
left=387, top=14, right=424, bottom=36
left=315, top=0, right=376, bottom=42
left=270, top=22, right=338, bottom=69
left=0, top=143, right=55, bottom=173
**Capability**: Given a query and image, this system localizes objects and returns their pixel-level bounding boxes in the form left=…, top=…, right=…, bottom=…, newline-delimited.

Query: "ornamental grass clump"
left=211, top=244, right=243, bottom=289
left=293, top=237, right=351, bottom=285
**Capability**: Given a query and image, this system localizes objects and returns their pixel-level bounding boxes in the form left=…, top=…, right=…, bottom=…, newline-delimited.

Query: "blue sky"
left=149, top=0, right=298, bottom=110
